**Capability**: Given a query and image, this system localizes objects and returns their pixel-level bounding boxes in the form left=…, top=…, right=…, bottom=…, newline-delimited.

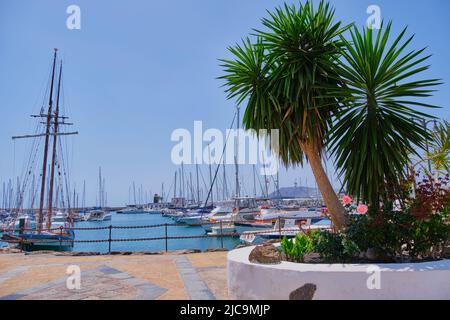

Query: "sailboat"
left=1, top=49, right=77, bottom=251
left=207, top=106, right=242, bottom=236
left=86, top=167, right=112, bottom=221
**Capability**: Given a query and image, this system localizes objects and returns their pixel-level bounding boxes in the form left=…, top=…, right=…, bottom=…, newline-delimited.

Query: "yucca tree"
left=327, top=22, right=441, bottom=210
left=220, top=1, right=351, bottom=229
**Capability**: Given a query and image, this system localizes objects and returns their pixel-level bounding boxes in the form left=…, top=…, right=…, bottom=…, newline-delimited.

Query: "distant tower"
left=153, top=194, right=162, bottom=203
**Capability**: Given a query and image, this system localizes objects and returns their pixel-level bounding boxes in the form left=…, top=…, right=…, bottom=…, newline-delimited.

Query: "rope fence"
left=1, top=216, right=325, bottom=253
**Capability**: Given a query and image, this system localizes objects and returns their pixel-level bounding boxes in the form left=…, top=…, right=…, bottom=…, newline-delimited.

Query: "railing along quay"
left=1, top=215, right=323, bottom=253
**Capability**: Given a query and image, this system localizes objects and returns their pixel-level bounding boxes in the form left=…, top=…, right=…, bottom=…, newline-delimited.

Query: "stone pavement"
left=0, top=251, right=230, bottom=300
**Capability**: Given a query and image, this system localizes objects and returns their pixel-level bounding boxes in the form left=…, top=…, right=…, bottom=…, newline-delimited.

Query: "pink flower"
left=342, top=195, right=352, bottom=205
left=356, top=204, right=368, bottom=215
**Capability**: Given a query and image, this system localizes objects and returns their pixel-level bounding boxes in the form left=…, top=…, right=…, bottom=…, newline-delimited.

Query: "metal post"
left=278, top=216, right=282, bottom=241
left=220, top=220, right=224, bottom=249
left=108, top=225, right=112, bottom=254
left=165, top=223, right=168, bottom=252
left=423, top=118, right=432, bottom=172
left=59, top=226, right=63, bottom=248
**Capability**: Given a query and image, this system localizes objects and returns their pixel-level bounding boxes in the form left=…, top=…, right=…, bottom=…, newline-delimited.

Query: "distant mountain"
left=268, top=186, right=321, bottom=199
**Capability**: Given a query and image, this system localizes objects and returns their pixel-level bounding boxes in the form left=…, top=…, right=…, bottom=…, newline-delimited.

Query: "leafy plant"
left=219, top=0, right=350, bottom=229
left=411, top=174, right=450, bottom=220
left=408, top=212, right=450, bottom=259
left=420, top=120, right=450, bottom=175
left=346, top=208, right=414, bottom=259
left=313, top=230, right=359, bottom=262
left=327, top=22, right=441, bottom=209
left=281, top=234, right=314, bottom=262
left=346, top=196, right=450, bottom=260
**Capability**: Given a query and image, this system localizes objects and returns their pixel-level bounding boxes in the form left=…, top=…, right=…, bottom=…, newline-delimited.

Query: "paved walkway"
left=0, top=251, right=230, bottom=300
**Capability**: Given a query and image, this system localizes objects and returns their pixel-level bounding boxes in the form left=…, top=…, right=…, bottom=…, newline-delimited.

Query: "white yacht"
left=201, top=198, right=262, bottom=232
left=240, top=212, right=331, bottom=245
left=86, top=210, right=112, bottom=222
left=52, top=211, right=68, bottom=223
left=201, top=206, right=234, bottom=232
left=116, top=206, right=145, bottom=214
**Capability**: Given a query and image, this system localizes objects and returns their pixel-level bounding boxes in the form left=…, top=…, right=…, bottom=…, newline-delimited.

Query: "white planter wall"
left=228, top=246, right=450, bottom=300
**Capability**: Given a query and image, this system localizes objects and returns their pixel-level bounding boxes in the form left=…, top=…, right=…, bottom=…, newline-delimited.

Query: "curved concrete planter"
left=228, top=246, right=450, bottom=300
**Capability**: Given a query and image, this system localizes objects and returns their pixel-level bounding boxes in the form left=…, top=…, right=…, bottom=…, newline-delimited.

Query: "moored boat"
left=239, top=212, right=331, bottom=245
left=1, top=50, right=76, bottom=251
left=86, top=210, right=112, bottom=221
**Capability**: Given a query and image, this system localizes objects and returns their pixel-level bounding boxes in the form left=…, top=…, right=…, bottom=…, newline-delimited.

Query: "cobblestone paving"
left=0, top=251, right=229, bottom=300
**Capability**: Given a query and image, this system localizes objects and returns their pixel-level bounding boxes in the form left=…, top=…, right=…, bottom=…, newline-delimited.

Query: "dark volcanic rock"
left=205, top=248, right=228, bottom=252
left=248, top=244, right=281, bottom=264
left=444, top=245, right=450, bottom=259
left=173, top=249, right=201, bottom=255
left=289, top=283, right=317, bottom=300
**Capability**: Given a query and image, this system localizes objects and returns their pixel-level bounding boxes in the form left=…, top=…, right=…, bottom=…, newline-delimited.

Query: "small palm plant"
left=281, top=234, right=314, bottom=262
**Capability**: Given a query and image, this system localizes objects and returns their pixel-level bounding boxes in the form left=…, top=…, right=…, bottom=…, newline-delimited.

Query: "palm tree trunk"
left=300, top=141, right=348, bottom=230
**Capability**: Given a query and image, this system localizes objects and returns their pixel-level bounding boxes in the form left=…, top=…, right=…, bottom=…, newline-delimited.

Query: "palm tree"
left=327, top=22, right=441, bottom=210
left=426, top=120, right=450, bottom=175
left=409, top=120, right=450, bottom=176
left=220, top=1, right=351, bottom=229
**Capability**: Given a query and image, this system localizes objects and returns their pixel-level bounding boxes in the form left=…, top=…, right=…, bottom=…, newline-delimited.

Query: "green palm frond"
left=219, top=0, right=351, bottom=166
left=427, top=120, right=450, bottom=174
left=327, top=22, right=442, bottom=205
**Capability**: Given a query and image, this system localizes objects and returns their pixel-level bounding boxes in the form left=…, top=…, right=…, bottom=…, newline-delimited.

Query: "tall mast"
left=98, top=168, right=101, bottom=207
left=181, top=162, right=185, bottom=200
left=133, top=181, right=136, bottom=205
left=208, top=144, right=213, bottom=206
left=223, top=159, right=227, bottom=200
left=179, top=168, right=182, bottom=198
left=38, top=49, right=57, bottom=233
left=232, top=106, right=240, bottom=219
left=189, top=172, right=193, bottom=202
left=174, top=171, right=177, bottom=200
left=235, top=106, right=240, bottom=199
left=47, top=60, right=62, bottom=229
left=276, top=168, right=281, bottom=198
left=1, top=182, right=3, bottom=210
left=103, top=178, right=106, bottom=207
left=253, top=164, right=257, bottom=197
left=262, top=152, right=268, bottom=198
left=82, top=180, right=86, bottom=208
left=2, top=182, right=5, bottom=210
left=195, top=164, right=200, bottom=204
left=72, top=189, right=75, bottom=208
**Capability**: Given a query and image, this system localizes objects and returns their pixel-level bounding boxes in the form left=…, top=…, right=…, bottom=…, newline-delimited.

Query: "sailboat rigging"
left=1, top=49, right=78, bottom=251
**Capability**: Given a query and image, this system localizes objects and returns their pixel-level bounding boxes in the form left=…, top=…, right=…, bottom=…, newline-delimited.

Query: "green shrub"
left=313, top=231, right=359, bottom=263
left=346, top=202, right=450, bottom=260
left=280, top=234, right=314, bottom=262
left=408, top=209, right=450, bottom=259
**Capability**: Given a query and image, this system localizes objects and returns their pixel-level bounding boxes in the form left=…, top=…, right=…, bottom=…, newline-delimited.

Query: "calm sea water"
left=0, top=213, right=244, bottom=252
left=75, top=212, right=241, bottom=253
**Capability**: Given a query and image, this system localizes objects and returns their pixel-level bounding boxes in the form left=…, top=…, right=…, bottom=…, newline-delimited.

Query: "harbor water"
left=1, top=213, right=242, bottom=253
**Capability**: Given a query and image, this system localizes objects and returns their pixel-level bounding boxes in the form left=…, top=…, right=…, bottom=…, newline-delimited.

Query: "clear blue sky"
left=0, top=0, right=449, bottom=206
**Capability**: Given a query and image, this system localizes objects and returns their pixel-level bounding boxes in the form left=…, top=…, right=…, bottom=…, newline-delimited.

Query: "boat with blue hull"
left=1, top=49, right=77, bottom=251
left=2, top=226, right=75, bottom=251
